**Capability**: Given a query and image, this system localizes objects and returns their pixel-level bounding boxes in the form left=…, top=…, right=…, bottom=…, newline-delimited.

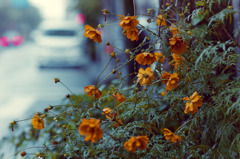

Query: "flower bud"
left=98, top=24, right=104, bottom=28
left=125, top=49, right=130, bottom=54
left=20, top=151, right=27, bottom=157
left=106, top=42, right=110, bottom=46
left=110, top=52, right=117, bottom=58
left=116, top=58, right=120, bottom=62
left=54, top=78, right=60, bottom=84
left=112, top=69, right=117, bottom=74
left=102, top=9, right=110, bottom=14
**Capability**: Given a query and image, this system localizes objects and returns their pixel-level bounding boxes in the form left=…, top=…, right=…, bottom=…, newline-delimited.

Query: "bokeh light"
left=12, top=36, right=24, bottom=46
left=0, top=36, right=10, bottom=47
left=75, top=13, right=85, bottom=24
left=104, top=45, right=114, bottom=54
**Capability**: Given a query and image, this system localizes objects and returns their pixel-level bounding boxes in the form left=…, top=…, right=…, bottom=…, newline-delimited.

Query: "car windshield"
left=43, top=29, right=76, bottom=36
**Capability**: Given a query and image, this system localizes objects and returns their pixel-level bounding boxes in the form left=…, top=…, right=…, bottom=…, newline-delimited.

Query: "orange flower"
left=135, top=52, right=157, bottom=65
left=78, top=118, right=103, bottom=143
left=183, top=92, right=203, bottom=114
left=126, top=28, right=139, bottom=41
left=161, top=72, right=171, bottom=84
left=172, top=54, right=184, bottom=70
left=84, top=85, right=102, bottom=99
left=31, top=113, right=45, bottom=129
left=156, top=14, right=167, bottom=26
left=124, top=136, right=149, bottom=153
left=154, top=52, right=165, bottom=63
left=119, top=16, right=139, bottom=30
left=137, top=67, right=153, bottom=86
left=169, top=26, right=181, bottom=37
left=163, top=128, right=181, bottom=143
left=166, top=73, right=180, bottom=91
left=113, top=92, right=126, bottom=103
left=84, top=25, right=102, bottom=43
left=169, top=37, right=187, bottom=54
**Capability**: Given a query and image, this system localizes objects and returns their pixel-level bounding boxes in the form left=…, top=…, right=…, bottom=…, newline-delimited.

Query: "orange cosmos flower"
left=172, top=54, right=184, bottom=70
left=137, top=67, right=154, bottom=86
left=156, top=14, right=167, bottom=26
left=169, top=37, right=187, bottom=54
left=84, top=25, right=102, bottom=43
left=124, top=136, right=149, bottom=153
left=135, top=52, right=157, bottom=65
left=31, top=113, right=45, bottom=129
left=161, top=72, right=171, bottom=84
left=126, top=28, right=139, bottom=41
left=154, top=52, right=165, bottom=63
left=119, top=16, right=139, bottom=30
left=84, top=85, right=102, bottom=99
left=166, top=73, right=180, bottom=91
left=183, top=92, right=203, bottom=114
left=163, top=128, right=181, bottom=143
left=78, top=118, right=103, bottom=143
left=112, top=92, right=126, bottom=103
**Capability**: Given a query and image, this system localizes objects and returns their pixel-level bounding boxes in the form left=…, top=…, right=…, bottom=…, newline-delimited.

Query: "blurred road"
left=0, top=41, right=97, bottom=139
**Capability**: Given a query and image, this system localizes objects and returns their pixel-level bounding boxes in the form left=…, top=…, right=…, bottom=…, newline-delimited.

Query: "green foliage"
left=1, top=1, right=240, bottom=159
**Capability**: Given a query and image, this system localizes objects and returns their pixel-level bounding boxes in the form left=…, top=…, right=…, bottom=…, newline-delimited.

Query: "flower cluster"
left=119, top=16, right=139, bottom=41
left=169, top=27, right=187, bottom=54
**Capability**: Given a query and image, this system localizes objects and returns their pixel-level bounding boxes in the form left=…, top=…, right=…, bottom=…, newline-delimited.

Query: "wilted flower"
left=135, top=52, right=157, bottom=65
left=137, top=67, right=154, bottom=86
left=163, top=128, right=181, bottom=143
left=84, top=25, right=102, bottom=43
left=119, top=16, right=139, bottom=30
left=172, top=54, right=184, bottom=70
left=126, top=28, right=139, bottom=41
left=31, top=113, right=45, bottom=129
left=113, top=92, right=126, bottom=103
left=154, top=52, right=165, bottom=63
left=102, top=107, right=115, bottom=120
left=124, top=136, right=149, bottom=153
left=156, top=14, right=167, bottom=26
left=84, top=85, right=102, bottom=99
left=169, top=37, right=187, bottom=54
left=183, top=92, right=203, bottom=114
left=78, top=118, right=103, bottom=143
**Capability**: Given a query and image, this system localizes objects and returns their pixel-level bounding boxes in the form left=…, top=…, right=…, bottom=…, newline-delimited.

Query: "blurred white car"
left=33, top=20, right=87, bottom=68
